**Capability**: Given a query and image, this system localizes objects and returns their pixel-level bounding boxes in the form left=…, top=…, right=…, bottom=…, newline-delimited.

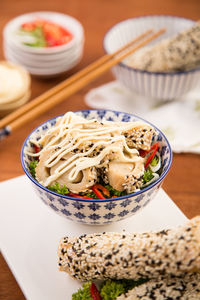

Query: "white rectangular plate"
left=0, top=175, right=187, bottom=300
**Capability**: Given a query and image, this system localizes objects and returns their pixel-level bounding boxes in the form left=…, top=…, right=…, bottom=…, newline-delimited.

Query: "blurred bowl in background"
left=3, top=11, right=84, bottom=77
left=103, top=15, right=200, bottom=100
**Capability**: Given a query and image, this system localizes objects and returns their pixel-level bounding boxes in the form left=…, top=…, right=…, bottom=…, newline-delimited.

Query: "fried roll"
left=127, top=21, right=200, bottom=72
left=117, top=273, right=200, bottom=300
left=58, top=217, right=200, bottom=281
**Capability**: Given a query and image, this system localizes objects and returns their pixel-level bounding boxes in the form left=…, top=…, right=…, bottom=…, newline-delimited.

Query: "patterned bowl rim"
left=21, top=109, right=173, bottom=203
left=103, top=15, right=200, bottom=76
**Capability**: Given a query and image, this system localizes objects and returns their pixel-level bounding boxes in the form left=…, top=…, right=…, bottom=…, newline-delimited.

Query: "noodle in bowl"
left=21, top=109, right=172, bottom=225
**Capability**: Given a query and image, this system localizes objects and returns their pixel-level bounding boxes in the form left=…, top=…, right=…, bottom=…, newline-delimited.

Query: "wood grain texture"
left=0, top=0, right=200, bottom=299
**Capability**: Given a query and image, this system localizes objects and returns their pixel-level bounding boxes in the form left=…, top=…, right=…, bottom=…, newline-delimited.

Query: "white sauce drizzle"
left=27, top=112, right=153, bottom=187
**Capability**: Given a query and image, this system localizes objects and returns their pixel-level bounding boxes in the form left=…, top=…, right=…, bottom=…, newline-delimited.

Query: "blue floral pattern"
left=134, top=194, right=144, bottom=203
left=104, top=213, right=116, bottom=220
left=88, top=202, right=101, bottom=211
left=61, top=209, right=72, bottom=216
left=118, top=210, right=129, bottom=217
left=132, top=205, right=141, bottom=213
left=72, top=201, right=85, bottom=210
left=104, top=202, right=117, bottom=210
left=57, top=198, right=69, bottom=207
left=89, top=213, right=101, bottom=221
left=74, top=212, right=86, bottom=219
left=120, top=198, right=131, bottom=207
left=49, top=203, right=59, bottom=211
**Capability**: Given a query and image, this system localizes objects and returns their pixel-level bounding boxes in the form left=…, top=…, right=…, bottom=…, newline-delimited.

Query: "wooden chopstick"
left=0, top=29, right=153, bottom=130
left=0, top=28, right=165, bottom=139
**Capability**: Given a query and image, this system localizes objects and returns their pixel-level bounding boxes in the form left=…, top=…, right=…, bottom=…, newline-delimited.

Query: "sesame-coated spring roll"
left=58, top=217, right=200, bottom=281
left=117, top=272, right=200, bottom=300
left=127, top=21, right=200, bottom=72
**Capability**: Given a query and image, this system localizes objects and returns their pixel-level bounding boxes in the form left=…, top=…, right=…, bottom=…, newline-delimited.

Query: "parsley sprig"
left=150, top=155, right=159, bottom=166
left=143, top=167, right=154, bottom=184
left=29, top=160, right=38, bottom=178
left=48, top=182, right=69, bottom=195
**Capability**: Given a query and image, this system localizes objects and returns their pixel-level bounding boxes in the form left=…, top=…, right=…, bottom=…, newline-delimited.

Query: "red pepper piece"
left=68, top=192, right=93, bottom=199
left=33, top=144, right=41, bottom=161
left=93, top=184, right=110, bottom=197
left=34, top=145, right=41, bottom=153
left=92, top=185, right=105, bottom=199
left=144, top=142, right=159, bottom=169
left=90, top=282, right=102, bottom=300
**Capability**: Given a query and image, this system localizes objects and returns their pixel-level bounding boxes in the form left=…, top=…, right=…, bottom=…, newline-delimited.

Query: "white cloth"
left=85, top=81, right=200, bottom=153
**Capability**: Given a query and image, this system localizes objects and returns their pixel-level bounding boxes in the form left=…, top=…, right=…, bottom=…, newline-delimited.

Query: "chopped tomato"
left=21, top=22, right=36, bottom=31
left=34, top=19, right=46, bottom=27
left=43, top=23, right=61, bottom=39
left=43, top=22, right=73, bottom=47
left=20, top=18, right=73, bottom=48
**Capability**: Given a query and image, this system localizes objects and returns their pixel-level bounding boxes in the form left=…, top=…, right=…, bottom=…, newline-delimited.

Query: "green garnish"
left=143, top=167, right=154, bottom=184
left=72, top=281, right=92, bottom=300
left=72, top=278, right=149, bottom=300
left=105, top=184, right=127, bottom=197
left=85, top=191, right=98, bottom=199
left=29, top=160, right=38, bottom=178
left=100, top=278, right=149, bottom=300
left=19, top=27, right=46, bottom=47
left=100, top=280, right=125, bottom=300
left=150, top=155, right=159, bottom=166
left=48, top=182, right=69, bottom=195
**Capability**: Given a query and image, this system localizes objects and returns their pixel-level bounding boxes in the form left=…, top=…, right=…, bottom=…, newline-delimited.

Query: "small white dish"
left=4, top=45, right=83, bottom=69
left=4, top=53, right=82, bottom=77
left=3, top=11, right=85, bottom=77
left=4, top=36, right=84, bottom=61
left=3, top=11, right=84, bottom=54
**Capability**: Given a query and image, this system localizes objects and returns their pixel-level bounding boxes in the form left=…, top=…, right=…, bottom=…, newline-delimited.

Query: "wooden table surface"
left=0, top=0, right=200, bottom=299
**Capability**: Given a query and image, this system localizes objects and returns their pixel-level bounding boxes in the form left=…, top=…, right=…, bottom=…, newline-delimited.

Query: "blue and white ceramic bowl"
left=21, top=109, right=172, bottom=225
left=104, top=15, right=200, bottom=100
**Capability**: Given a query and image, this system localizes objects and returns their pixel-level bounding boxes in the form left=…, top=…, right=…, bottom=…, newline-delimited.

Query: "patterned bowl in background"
left=21, top=109, right=172, bottom=225
left=103, top=15, right=200, bottom=100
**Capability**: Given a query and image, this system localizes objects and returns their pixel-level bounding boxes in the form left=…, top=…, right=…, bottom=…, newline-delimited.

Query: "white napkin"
left=85, top=81, right=200, bottom=153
